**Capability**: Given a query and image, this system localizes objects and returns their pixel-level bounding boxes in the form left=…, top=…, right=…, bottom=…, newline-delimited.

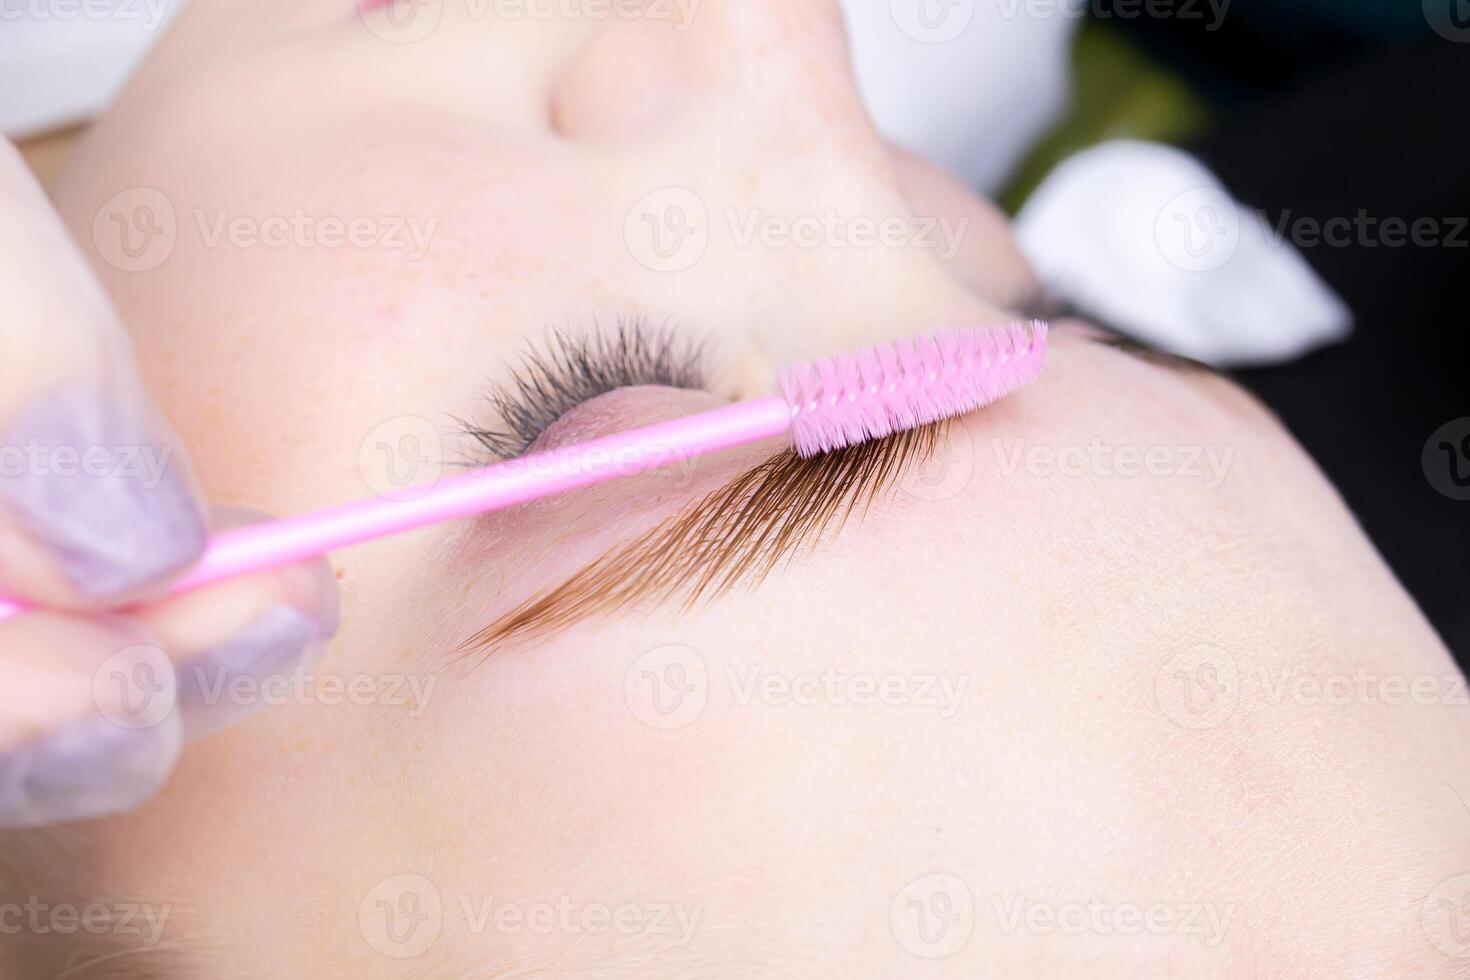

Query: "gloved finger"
left=0, top=137, right=207, bottom=609
left=0, top=612, right=182, bottom=828
left=0, top=509, right=339, bottom=827
left=131, top=506, right=340, bottom=742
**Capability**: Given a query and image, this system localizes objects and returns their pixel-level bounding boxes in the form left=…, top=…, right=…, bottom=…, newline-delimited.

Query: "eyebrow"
left=456, top=423, right=944, bottom=659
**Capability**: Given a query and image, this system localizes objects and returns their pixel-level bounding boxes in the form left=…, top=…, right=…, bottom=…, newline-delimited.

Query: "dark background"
left=1046, top=2, right=1469, bottom=664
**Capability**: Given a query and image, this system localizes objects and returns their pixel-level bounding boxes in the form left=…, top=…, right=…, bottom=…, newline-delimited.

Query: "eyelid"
left=1090, top=335, right=1222, bottom=376
left=523, top=385, right=727, bottom=456
left=455, top=424, right=946, bottom=659
left=466, top=320, right=707, bottom=461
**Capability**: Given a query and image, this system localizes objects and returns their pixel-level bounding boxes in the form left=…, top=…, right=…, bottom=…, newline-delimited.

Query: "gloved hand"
left=0, top=138, right=339, bottom=827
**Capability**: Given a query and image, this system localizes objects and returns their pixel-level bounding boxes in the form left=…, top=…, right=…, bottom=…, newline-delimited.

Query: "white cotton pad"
left=1015, top=139, right=1353, bottom=366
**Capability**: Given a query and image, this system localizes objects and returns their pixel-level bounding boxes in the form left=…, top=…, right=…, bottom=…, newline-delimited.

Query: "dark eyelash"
left=1014, top=290, right=1220, bottom=376
left=462, top=318, right=707, bottom=460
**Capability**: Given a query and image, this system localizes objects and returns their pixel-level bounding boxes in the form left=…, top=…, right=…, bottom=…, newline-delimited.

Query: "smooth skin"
left=2, top=1, right=1467, bottom=976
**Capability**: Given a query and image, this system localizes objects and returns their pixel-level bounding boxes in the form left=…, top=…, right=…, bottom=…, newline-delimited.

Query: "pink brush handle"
left=0, top=396, right=793, bottom=621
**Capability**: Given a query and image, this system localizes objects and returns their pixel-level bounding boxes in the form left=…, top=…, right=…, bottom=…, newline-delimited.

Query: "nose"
left=553, top=0, right=1020, bottom=368
left=553, top=0, right=870, bottom=143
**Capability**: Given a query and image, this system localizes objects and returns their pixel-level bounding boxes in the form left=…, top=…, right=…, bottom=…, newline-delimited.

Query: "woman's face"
left=11, top=1, right=1468, bottom=976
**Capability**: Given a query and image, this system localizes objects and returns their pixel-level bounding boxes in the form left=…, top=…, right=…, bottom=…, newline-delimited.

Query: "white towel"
left=0, top=0, right=182, bottom=137
left=840, top=0, right=1079, bottom=195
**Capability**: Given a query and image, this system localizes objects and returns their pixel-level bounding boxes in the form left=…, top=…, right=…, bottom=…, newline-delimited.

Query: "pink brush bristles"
left=0, top=321, right=1048, bottom=621
left=781, top=319, right=1049, bottom=456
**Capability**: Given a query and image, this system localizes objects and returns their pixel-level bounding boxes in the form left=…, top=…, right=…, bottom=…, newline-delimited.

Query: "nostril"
left=550, top=22, right=688, bottom=142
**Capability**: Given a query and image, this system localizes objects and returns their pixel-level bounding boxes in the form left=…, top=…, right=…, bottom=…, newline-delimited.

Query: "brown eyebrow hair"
left=456, top=423, right=945, bottom=659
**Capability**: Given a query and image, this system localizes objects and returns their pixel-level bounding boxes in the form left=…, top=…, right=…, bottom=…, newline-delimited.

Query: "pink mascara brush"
left=0, top=321, right=1048, bottom=621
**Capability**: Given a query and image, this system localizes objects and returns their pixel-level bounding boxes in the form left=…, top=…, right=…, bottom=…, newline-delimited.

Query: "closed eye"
left=1016, top=290, right=1223, bottom=376
left=461, top=318, right=707, bottom=461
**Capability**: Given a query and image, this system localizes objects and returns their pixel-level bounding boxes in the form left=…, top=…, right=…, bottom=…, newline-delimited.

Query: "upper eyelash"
left=462, top=318, right=707, bottom=460
left=1015, top=291, right=1219, bottom=376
